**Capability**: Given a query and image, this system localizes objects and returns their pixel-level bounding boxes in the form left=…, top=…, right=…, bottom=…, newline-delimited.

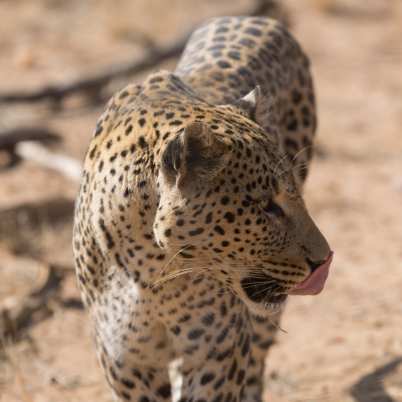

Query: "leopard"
left=73, top=16, right=333, bottom=402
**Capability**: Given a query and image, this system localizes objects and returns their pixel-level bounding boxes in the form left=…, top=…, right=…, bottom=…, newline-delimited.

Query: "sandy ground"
left=1, top=1, right=402, bottom=401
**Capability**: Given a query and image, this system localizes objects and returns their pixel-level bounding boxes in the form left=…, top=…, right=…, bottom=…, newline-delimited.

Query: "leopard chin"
left=237, top=275, right=288, bottom=316
left=244, top=295, right=287, bottom=317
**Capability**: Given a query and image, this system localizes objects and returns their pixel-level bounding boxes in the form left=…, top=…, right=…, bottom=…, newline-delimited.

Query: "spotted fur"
left=73, top=16, right=330, bottom=402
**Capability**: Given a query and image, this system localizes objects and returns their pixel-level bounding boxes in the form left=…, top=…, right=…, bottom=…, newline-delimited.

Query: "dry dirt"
left=1, top=1, right=402, bottom=401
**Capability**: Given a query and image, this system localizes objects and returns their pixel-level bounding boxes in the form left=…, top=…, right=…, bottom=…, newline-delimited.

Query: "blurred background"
left=0, top=0, right=402, bottom=401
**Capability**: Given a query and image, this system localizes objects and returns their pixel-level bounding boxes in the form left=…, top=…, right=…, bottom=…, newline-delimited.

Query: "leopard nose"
left=306, top=257, right=328, bottom=273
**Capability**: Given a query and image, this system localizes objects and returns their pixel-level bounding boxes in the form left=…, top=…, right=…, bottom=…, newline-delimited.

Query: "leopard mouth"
left=240, top=276, right=288, bottom=306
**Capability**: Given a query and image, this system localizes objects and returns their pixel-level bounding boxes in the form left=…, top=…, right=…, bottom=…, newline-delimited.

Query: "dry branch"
left=0, top=261, right=72, bottom=341
left=0, top=198, right=75, bottom=257
left=0, top=40, right=186, bottom=107
left=0, top=127, right=60, bottom=152
left=0, top=198, right=74, bottom=234
left=0, top=126, right=82, bottom=180
left=15, top=141, right=82, bottom=181
left=0, top=0, right=287, bottom=108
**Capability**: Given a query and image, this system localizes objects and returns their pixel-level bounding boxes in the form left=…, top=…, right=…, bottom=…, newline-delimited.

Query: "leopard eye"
left=270, top=176, right=279, bottom=194
left=260, top=199, right=285, bottom=218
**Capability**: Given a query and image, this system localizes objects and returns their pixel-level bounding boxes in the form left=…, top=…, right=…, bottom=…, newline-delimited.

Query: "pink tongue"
left=289, top=252, right=333, bottom=296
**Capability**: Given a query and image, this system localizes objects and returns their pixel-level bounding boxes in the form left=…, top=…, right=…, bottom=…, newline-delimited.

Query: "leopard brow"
left=238, top=192, right=273, bottom=204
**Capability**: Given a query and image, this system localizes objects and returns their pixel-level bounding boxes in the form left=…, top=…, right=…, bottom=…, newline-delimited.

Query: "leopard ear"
left=234, top=85, right=263, bottom=121
left=234, top=86, right=279, bottom=144
left=161, top=121, right=229, bottom=188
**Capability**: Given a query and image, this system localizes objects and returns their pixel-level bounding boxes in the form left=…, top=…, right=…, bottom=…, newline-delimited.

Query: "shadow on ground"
left=350, top=357, right=402, bottom=402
